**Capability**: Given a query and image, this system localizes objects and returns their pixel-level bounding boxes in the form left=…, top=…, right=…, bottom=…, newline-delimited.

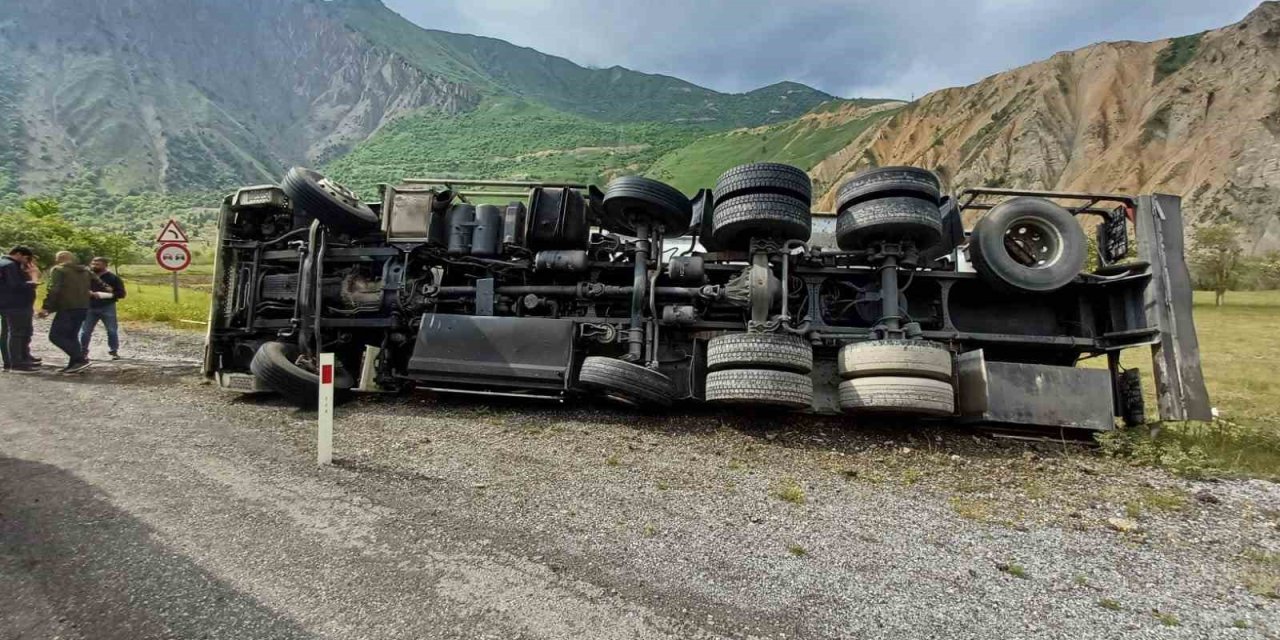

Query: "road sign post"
left=318, top=353, right=335, bottom=465
left=154, top=218, right=191, bottom=303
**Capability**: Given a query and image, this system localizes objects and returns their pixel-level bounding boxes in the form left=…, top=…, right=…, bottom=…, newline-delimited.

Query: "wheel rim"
left=317, top=176, right=362, bottom=208
left=1003, top=216, right=1064, bottom=268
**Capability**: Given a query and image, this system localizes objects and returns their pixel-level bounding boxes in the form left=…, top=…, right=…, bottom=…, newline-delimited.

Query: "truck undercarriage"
left=203, top=164, right=1212, bottom=436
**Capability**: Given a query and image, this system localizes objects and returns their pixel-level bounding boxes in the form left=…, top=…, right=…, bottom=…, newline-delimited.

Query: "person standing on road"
left=80, top=256, right=126, bottom=360
left=0, top=246, right=41, bottom=373
left=38, top=251, right=104, bottom=374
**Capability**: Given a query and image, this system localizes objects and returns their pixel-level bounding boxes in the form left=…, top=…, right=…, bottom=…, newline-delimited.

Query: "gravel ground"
left=1, top=321, right=1277, bottom=639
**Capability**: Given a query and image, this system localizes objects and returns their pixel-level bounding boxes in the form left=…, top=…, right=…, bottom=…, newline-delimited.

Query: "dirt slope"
left=814, top=2, right=1280, bottom=254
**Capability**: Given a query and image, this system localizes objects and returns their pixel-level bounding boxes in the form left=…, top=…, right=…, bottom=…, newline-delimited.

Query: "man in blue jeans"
left=38, top=251, right=103, bottom=374
left=80, top=256, right=126, bottom=360
left=0, top=245, right=41, bottom=373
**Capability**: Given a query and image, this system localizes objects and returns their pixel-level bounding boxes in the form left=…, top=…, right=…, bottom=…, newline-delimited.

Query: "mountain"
left=0, top=0, right=838, bottom=198
left=809, top=2, right=1280, bottom=254
left=329, top=0, right=837, bottom=126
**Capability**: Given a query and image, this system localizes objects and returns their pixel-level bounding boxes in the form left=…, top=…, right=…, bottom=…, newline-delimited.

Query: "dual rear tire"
left=704, top=333, right=813, bottom=410
left=836, top=340, right=955, bottom=416
left=709, top=163, right=813, bottom=250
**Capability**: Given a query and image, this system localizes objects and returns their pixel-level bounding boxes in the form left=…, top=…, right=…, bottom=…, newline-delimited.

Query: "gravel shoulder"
left=0, top=322, right=1277, bottom=639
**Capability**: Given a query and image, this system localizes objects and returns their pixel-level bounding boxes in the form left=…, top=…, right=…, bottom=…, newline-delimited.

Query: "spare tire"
left=836, top=166, right=941, bottom=211
left=601, top=176, right=692, bottom=238
left=713, top=162, right=811, bottom=205
left=836, top=196, right=942, bottom=249
left=280, top=167, right=379, bottom=234
left=711, top=193, right=811, bottom=249
left=970, top=197, right=1086, bottom=294
left=250, top=341, right=354, bottom=408
left=707, top=333, right=813, bottom=374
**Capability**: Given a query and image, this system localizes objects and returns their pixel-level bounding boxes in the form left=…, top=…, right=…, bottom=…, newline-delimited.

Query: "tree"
left=1189, top=223, right=1243, bottom=306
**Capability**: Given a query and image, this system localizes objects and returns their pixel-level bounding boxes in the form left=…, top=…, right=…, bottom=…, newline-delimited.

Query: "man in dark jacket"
left=0, top=245, right=40, bottom=373
left=38, top=251, right=103, bottom=373
left=80, top=256, right=126, bottom=359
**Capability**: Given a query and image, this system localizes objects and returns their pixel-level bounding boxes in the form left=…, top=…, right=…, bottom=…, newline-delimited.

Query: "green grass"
left=116, top=281, right=210, bottom=327
left=645, top=105, right=898, bottom=194
left=1153, top=33, right=1205, bottom=83
left=1092, top=290, right=1280, bottom=479
left=326, top=98, right=710, bottom=196
left=771, top=478, right=806, bottom=504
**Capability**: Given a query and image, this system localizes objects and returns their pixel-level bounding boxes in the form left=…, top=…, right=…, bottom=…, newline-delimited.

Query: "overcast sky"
left=382, top=0, right=1261, bottom=99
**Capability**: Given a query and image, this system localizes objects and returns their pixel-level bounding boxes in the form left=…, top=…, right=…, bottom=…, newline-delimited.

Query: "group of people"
left=0, top=246, right=127, bottom=374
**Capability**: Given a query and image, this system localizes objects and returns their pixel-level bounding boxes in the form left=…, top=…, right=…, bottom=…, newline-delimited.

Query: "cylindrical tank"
left=667, top=255, right=706, bottom=285
left=472, top=204, right=502, bottom=257
left=446, top=203, right=475, bottom=256
left=534, top=250, right=589, bottom=271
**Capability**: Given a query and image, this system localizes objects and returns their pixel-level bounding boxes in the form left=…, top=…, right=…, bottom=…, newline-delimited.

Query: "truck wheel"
left=705, top=369, right=813, bottom=410
left=970, top=197, right=1086, bottom=293
left=250, top=341, right=354, bottom=408
left=838, top=340, right=952, bottom=381
left=836, top=196, right=942, bottom=250
left=280, top=167, right=379, bottom=234
left=838, top=376, right=954, bottom=415
left=578, top=356, right=675, bottom=407
left=707, top=332, right=812, bottom=374
left=713, top=162, right=811, bottom=206
left=836, top=166, right=941, bottom=211
left=601, top=176, right=692, bottom=238
left=711, top=193, right=811, bottom=249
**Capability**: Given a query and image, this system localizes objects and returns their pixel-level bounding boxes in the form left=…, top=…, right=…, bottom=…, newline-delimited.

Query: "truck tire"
left=250, top=341, right=354, bottom=408
left=838, top=340, right=952, bottom=381
left=706, top=333, right=813, bottom=374
left=578, top=356, right=675, bottom=407
left=713, top=162, right=811, bottom=206
left=711, top=193, right=811, bottom=249
left=838, top=376, right=954, bottom=415
left=705, top=369, right=813, bottom=409
left=836, top=166, right=941, bottom=211
left=280, top=167, right=379, bottom=234
left=970, top=197, right=1086, bottom=293
left=837, top=196, right=942, bottom=250
left=601, top=176, right=692, bottom=238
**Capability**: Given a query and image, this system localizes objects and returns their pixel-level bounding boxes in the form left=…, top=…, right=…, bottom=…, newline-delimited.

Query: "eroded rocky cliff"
left=814, top=2, right=1280, bottom=254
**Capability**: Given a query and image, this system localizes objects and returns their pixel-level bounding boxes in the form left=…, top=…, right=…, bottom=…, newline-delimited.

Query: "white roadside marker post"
left=318, top=353, right=334, bottom=465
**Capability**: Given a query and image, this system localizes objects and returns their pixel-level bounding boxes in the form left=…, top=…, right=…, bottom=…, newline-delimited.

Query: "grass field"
left=1092, top=290, right=1280, bottom=479
left=114, top=263, right=212, bottom=326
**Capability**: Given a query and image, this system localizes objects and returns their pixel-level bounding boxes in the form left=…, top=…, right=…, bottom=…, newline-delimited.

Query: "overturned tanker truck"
left=203, top=163, right=1212, bottom=435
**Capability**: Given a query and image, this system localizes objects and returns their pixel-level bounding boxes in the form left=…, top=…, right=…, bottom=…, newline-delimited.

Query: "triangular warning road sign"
left=155, top=219, right=189, bottom=244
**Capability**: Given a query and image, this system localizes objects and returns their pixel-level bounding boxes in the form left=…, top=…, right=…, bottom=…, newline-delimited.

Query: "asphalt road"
left=1, top=323, right=1277, bottom=639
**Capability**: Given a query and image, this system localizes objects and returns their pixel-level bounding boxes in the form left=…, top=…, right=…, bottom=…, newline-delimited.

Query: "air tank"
left=471, top=204, right=502, bottom=257
left=446, top=203, right=475, bottom=256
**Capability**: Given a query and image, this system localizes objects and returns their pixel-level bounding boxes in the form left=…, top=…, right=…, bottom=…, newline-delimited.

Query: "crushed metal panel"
left=961, top=361, right=1114, bottom=431
left=407, top=314, right=575, bottom=391
left=1135, top=195, right=1212, bottom=421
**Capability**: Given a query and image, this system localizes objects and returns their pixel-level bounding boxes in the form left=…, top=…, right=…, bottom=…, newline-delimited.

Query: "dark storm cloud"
left=384, top=0, right=1260, bottom=99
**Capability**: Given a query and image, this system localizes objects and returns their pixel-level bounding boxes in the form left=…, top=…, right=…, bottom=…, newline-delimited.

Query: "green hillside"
left=331, top=0, right=836, bottom=128
left=325, top=98, right=711, bottom=196
left=645, top=103, right=900, bottom=194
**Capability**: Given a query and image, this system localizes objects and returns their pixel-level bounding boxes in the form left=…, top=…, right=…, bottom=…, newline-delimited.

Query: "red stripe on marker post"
left=317, top=353, right=335, bottom=465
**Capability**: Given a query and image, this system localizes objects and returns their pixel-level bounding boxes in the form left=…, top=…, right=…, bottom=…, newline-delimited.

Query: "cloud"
left=384, top=0, right=1260, bottom=99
